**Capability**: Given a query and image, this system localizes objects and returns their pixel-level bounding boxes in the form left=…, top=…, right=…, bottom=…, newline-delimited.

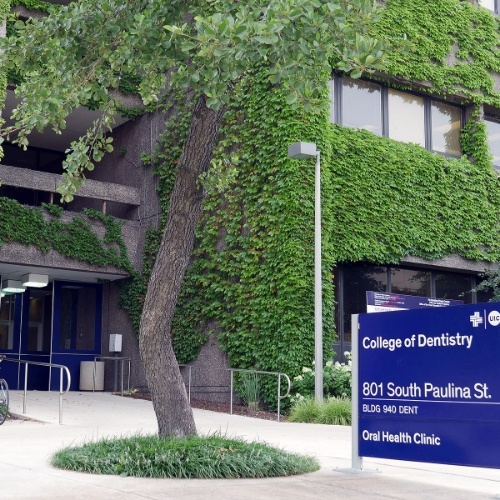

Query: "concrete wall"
left=100, top=281, right=147, bottom=391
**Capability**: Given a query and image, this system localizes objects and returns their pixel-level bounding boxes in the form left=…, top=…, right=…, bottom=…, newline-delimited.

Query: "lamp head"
left=288, top=142, right=318, bottom=160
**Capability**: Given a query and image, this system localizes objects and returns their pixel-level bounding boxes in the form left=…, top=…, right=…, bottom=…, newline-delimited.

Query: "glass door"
left=0, top=294, right=22, bottom=388
left=19, top=288, right=52, bottom=390
left=51, top=281, right=102, bottom=390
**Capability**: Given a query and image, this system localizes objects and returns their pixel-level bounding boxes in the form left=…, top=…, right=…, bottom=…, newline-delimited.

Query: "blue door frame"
left=0, top=289, right=52, bottom=390
left=0, top=281, right=102, bottom=391
left=51, top=281, right=102, bottom=391
left=0, top=293, right=23, bottom=388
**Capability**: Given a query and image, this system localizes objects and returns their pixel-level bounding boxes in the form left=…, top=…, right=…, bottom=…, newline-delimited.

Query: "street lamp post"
left=287, top=142, right=323, bottom=400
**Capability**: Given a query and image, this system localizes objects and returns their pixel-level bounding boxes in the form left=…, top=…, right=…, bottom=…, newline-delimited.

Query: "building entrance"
left=0, top=281, right=102, bottom=390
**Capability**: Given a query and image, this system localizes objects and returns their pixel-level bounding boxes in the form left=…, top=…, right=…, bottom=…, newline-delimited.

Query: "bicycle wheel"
left=0, top=379, right=8, bottom=425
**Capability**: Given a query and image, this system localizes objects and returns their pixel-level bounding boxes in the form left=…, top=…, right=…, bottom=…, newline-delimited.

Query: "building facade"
left=1, top=0, right=500, bottom=403
left=0, top=0, right=166, bottom=391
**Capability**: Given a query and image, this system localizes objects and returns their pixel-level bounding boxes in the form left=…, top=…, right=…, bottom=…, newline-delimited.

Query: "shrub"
left=287, top=397, right=321, bottom=423
left=288, top=397, right=351, bottom=426
left=51, top=434, right=320, bottom=478
left=291, top=352, right=352, bottom=403
left=239, top=372, right=261, bottom=410
left=316, top=397, right=351, bottom=426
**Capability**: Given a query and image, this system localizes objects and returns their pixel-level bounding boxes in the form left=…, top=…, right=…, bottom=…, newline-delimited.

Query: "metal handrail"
left=227, top=368, right=291, bottom=422
left=0, top=356, right=71, bottom=424
left=93, top=356, right=131, bottom=396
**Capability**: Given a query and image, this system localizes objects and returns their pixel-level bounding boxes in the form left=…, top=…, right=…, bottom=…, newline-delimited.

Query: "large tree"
left=2, top=0, right=391, bottom=437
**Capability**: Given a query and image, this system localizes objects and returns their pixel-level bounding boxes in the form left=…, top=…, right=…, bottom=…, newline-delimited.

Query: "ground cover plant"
left=51, top=434, right=319, bottom=478
left=288, top=397, right=351, bottom=425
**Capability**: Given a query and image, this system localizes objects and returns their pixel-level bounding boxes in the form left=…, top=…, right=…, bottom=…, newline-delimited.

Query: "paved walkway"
left=1, top=391, right=499, bottom=499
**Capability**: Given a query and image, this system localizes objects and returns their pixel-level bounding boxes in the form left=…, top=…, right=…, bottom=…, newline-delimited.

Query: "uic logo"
left=469, top=310, right=500, bottom=328
left=488, top=310, right=500, bottom=327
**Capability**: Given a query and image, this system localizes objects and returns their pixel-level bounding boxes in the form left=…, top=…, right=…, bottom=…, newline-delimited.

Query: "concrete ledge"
left=0, top=164, right=141, bottom=205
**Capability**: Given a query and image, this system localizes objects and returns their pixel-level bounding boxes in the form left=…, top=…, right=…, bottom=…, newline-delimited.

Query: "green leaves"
left=1, top=0, right=394, bottom=200
left=0, top=198, right=132, bottom=270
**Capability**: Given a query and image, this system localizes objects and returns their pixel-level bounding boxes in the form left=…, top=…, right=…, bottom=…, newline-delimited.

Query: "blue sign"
left=358, top=302, right=500, bottom=469
left=366, top=291, right=463, bottom=313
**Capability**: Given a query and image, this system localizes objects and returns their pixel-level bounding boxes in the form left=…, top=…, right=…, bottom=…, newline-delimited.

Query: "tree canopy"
left=2, top=0, right=387, bottom=199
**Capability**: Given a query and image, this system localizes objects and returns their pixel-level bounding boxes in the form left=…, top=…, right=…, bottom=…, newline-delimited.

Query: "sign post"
left=354, top=303, right=500, bottom=469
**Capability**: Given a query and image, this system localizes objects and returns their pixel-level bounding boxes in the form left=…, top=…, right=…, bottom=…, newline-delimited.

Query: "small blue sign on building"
left=356, top=302, right=500, bottom=469
left=366, top=291, right=463, bottom=313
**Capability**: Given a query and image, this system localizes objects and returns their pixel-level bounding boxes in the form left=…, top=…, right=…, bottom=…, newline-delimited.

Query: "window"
left=59, top=285, right=97, bottom=351
left=334, top=79, right=382, bottom=135
left=390, top=268, right=431, bottom=296
left=485, top=117, right=500, bottom=168
left=479, top=0, right=498, bottom=14
left=337, top=264, right=387, bottom=343
left=334, top=263, right=483, bottom=358
left=331, top=77, right=463, bottom=157
left=388, top=89, right=425, bottom=146
left=435, top=271, right=474, bottom=303
left=0, top=295, right=15, bottom=350
left=430, top=101, right=462, bottom=156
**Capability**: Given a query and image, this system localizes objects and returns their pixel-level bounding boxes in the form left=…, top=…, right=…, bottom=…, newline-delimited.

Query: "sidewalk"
left=1, top=391, right=499, bottom=499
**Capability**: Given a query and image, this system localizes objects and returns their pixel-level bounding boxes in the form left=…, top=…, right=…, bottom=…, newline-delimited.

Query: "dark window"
left=390, top=268, right=431, bottom=296
left=435, top=271, right=474, bottom=303
left=26, top=290, right=52, bottom=353
left=59, top=285, right=97, bottom=351
left=340, top=264, right=387, bottom=343
left=0, top=295, right=15, bottom=350
left=335, top=263, right=477, bottom=357
left=0, top=185, right=55, bottom=207
left=2, top=143, right=65, bottom=174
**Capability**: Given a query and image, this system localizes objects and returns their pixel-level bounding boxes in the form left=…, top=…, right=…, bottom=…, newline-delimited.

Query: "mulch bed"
left=123, top=391, right=284, bottom=422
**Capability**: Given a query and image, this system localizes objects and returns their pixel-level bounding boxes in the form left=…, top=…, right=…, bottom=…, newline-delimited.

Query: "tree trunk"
left=139, top=95, right=225, bottom=438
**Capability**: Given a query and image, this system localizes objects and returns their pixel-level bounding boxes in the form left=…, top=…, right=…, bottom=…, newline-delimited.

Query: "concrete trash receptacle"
left=80, top=361, right=104, bottom=391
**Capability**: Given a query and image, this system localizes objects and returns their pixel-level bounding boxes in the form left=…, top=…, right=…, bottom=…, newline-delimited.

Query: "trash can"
left=80, top=361, right=104, bottom=391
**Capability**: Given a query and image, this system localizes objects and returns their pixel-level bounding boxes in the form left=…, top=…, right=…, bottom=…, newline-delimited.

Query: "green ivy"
left=119, top=226, right=161, bottom=334
left=376, top=0, right=500, bottom=106
left=164, top=1, right=500, bottom=409
left=0, top=198, right=133, bottom=270
left=0, top=0, right=9, bottom=18
left=116, top=105, right=145, bottom=121
left=327, top=126, right=500, bottom=263
left=118, top=94, right=196, bottom=341
left=167, top=69, right=335, bottom=409
left=11, top=0, right=55, bottom=13
left=118, top=73, right=141, bottom=95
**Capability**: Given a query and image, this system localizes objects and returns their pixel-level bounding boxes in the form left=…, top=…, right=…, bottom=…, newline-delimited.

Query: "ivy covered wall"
left=167, top=0, right=500, bottom=404
left=0, top=200, right=133, bottom=271
left=4, top=0, right=500, bottom=406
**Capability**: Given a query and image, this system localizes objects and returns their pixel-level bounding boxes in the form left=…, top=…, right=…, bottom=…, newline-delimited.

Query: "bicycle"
left=0, top=356, right=9, bottom=425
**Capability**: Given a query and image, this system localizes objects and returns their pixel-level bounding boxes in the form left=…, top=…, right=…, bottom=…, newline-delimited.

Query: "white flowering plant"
left=291, top=352, right=352, bottom=403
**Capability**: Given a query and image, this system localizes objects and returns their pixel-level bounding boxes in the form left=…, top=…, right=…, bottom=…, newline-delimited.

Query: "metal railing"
left=0, top=356, right=71, bottom=424
left=227, top=368, right=291, bottom=422
left=93, top=356, right=131, bottom=396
